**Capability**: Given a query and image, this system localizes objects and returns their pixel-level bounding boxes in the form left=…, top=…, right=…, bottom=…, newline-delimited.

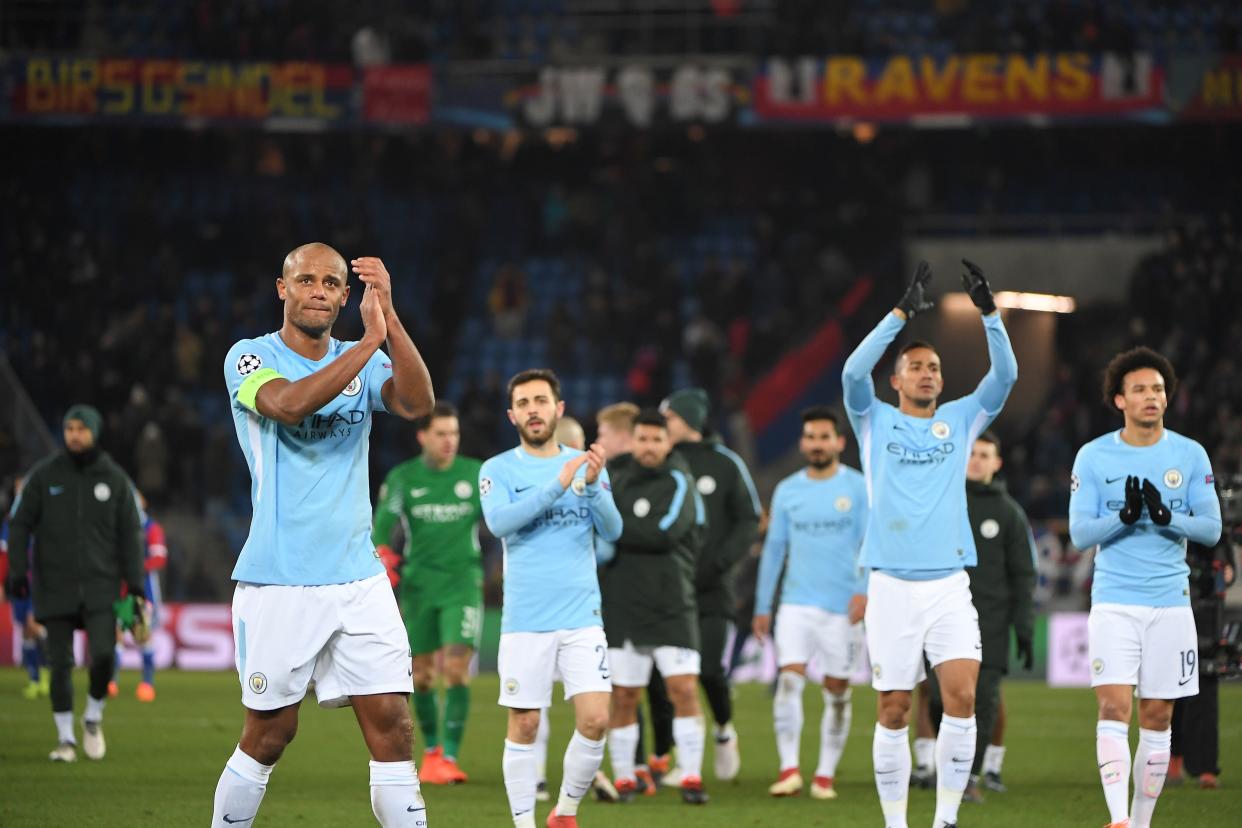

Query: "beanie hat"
left=660, top=388, right=710, bottom=434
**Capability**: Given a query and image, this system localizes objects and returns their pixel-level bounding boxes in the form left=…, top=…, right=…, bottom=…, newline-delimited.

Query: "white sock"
left=53, top=711, right=75, bottom=744
left=1096, top=720, right=1131, bottom=824
left=773, top=671, right=805, bottom=771
left=933, top=714, right=975, bottom=828
left=370, top=759, right=426, bottom=827
left=503, top=739, right=537, bottom=827
left=212, top=746, right=273, bottom=827
left=84, top=694, right=105, bottom=724
left=608, top=722, right=639, bottom=782
left=1130, top=728, right=1171, bottom=828
left=914, top=736, right=936, bottom=771
left=534, top=707, right=551, bottom=784
left=557, top=730, right=605, bottom=816
left=674, top=716, right=706, bottom=779
left=816, top=687, right=851, bottom=779
left=983, top=743, right=1005, bottom=775
left=873, top=724, right=911, bottom=828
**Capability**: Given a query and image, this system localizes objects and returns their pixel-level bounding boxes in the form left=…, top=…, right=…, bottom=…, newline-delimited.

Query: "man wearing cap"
left=5, top=404, right=145, bottom=763
left=659, top=388, right=761, bottom=781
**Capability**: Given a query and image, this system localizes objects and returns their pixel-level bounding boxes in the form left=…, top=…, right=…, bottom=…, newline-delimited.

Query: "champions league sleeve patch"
left=236, top=353, right=263, bottom=376
left=480, top=477, right=493, bottom=497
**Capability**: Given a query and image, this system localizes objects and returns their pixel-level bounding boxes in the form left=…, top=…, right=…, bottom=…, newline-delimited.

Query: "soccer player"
left=660, top=388, right=759, bottom=781
left=481, top=369, right=623, bottom=828
left=753, top=406, right=868, bottom=801
left=841, top=259, right=1017, bottom=828
left=600, top=409, right=709, bottom=805
left=212, top=244, right=434, bottom=827
left=926, top=432, right=1036, bottom=803
left=373, top=402, right=483, bottom=785
left=1069, top=346, right=1221, bottom=828
left=111, top=490, right=167, bottom=702
left=3, top=479, right=50, bottom=700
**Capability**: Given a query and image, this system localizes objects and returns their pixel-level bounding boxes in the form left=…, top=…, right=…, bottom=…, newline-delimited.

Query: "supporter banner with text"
left=753, top=52, right=1166, bottom=123
left=2, top=57, right=430, bottom=126
left=1166, top=54, right=1242, bottom=120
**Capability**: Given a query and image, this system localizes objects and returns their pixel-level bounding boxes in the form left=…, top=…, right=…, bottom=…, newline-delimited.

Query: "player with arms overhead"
left=1070, top=346, right=1221, bottom=828
left=212, top=243, right=434, bottom=828
left=481, top=369, right=623, bottom=828
left=841, top=259, right=1017, bottom=828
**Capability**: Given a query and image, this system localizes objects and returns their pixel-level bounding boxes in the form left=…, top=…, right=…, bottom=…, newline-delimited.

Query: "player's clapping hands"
left=351, top=257, right=395, bottom=316
left=960, top=258, right=997, bottom=314
left=582, top=443, right=606, bottom=485
left=1140, top=479, right=1173, bottom=526
left=1119, top=475, right=1143, bottom=525
left=358, top=282, right=387, bottom=343
left=897, top=260, right=934, bottom=320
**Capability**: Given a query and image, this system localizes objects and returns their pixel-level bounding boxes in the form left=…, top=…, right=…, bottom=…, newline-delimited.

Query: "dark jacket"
left=966, top=478, right=1037, bottom=673
left=600, top=452, right=701, bottom=650
left=7, top=450, right=144, bottom=620
left=674, top=435, right=760, bottom=617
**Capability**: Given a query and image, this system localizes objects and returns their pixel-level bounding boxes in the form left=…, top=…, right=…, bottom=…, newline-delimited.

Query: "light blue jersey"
left=224, top=333, right=392, bottom=586
left=842, top=312, right=1017, bottom=574
left=1069, top=428, right=1221, bottom=607
left=756, top=465, right=869, bottom=616
left=480, top=445, right=623, bottom=634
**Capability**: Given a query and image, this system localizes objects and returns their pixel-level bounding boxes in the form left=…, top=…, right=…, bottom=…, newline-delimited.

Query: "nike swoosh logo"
left=951, top=757, right=972, bottom=764
left=410, top=487, right=430, bottom=497
left=1178, top=676, right=1194, bottom=686
left=222, top=815, right=254, bottom=825
left=49, top=486, right=64, bottom=495
left=1105, top=476, right=1124, bottom=484
left=1147, top=760, right=1168, bottom=766
left=876, top=769, right=899, bottom=775
left=515, top=485, right=534, bottom=493
left=407, top=806, right=426, bottom=813
left=1098, top=760, right=1119, bottom=769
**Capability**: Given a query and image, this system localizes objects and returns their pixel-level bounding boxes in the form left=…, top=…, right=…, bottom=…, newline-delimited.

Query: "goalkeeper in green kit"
left=373, top=401, right=484, bottom=785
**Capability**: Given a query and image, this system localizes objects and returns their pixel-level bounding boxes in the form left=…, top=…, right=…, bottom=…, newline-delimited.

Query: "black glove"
left=897, top=260, right=935, bottom=319
left=1119, top=475, right=1143, bottom=525
left=1141, top=479, right=1172, bottom=526
left=127, top=582, right=147, bottom=602
left=960, top=258, right=996, bottom=314
left=1016, top=636, right=1035, bottom=671
left=5, top=573, right=30, bottom=601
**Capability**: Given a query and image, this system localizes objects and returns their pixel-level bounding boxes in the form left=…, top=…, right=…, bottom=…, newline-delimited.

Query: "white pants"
left=232, top=573, right=413, bottom=710
left=498, top=625, right=612, bottom=708
left=775, top=604, right=862, bottom=679
left=864, top=570, right=980, bottom=691
left=1089, top=603, right=1199, bottom=699
left=609, top=639, right=701, bottom=687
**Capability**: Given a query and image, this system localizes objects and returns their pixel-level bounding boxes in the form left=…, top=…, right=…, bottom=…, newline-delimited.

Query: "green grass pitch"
left=2, top=669, right=1239, bottom=826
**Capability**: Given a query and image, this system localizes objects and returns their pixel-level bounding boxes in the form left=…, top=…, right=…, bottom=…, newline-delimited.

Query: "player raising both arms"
left=842, top=259, right=1017, bottom=828
left=212, top=244, right=434, bottom=828
left=1070, top=346, right=1221, bottom=828
left=481, top=369, right=623, bottom=828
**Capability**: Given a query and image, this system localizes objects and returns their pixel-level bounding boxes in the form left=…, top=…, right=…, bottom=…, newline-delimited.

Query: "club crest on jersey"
left=342, top=376, right=362, bottom=397
left=1163, top=468, right=1183, bottom=489
left=1092, top=659, right=1105, bottom=675
left=633, top=497, right=651, bottom=518
left=249, top=672, right=268, bottom=694
left=931, top=421, right=951, bottom=440
left=571, top=478, right=587, bottom=496
left=980, top=519, right=1000, bottom=539
left=504, top=678, right=519, bottom=695
left=697, top=475, right=717, bottom=495
left=834, top=496, right=852, bottom=513
left=479, top=477, right=493, bottom=497
left=94, top=482, right=111, bottom=502
left=455, top=480, right=473, bottom=499
left=872, top=663, right=882, bottom=679
left=235, top=353, right=263, bottom=375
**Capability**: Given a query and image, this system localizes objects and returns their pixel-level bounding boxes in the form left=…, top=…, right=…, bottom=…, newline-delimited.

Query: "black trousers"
left=1172, top=674, right=1220, bottom=776
left=44, top=608, right=116, bottom=713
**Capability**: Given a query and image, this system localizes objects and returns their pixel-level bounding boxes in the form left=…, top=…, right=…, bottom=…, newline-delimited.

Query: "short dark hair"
left=507, top=368, right=562, bottom=406
left=894, top=340, right=938, bottom=375
left=800, top=406, right=840, bottom=430
left=1101, top=347, right=1178, bottom=410
left=416, top=401, right=458, bottom=432
left=975, top=430, right=1001, bottom=455
left=632, top=408, right=668, bottom=431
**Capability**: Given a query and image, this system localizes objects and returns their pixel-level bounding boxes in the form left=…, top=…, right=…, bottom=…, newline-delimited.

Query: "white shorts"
left=498, top=626, right=612, bottom=708
left=865, top=570, right=981, bottom=691
left=775, top=604, right=863, bottom=679
left=1089, top=603, right=1199, bottom=699
left=232, top=573, right=413, bottom=710
left=609, top=639, right=701, bottom=687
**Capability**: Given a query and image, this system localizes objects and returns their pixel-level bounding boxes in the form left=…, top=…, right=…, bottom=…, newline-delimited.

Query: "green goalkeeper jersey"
left=373, top=455, right=484, bottom=597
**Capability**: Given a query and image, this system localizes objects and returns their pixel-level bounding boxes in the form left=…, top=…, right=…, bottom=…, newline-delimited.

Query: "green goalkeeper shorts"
left=399, top=591, right=483, bottom=655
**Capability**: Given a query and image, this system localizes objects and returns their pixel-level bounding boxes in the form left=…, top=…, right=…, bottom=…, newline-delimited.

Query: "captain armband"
left=236, top=368, right=284, bottom=413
